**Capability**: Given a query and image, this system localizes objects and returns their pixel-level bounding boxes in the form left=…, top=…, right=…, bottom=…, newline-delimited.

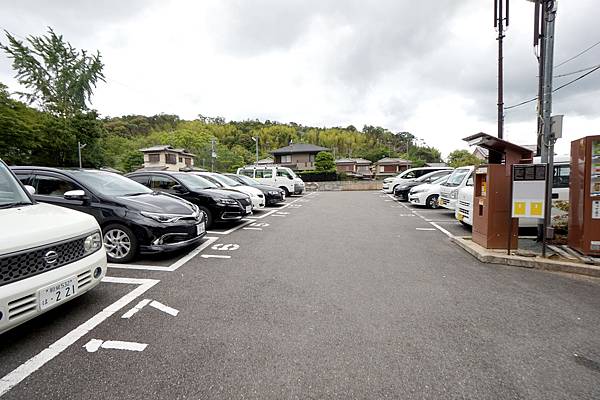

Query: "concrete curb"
left=451, top=236, right=600, bottom=278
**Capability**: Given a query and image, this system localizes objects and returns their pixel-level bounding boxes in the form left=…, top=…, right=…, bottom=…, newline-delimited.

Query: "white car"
left=0, top=160, right=107, bottom=334
left=455, top=156, right=571, bottom=227
left=408, top=174, right=451, bottom=209
left=439, top=166, right=475, bottom=211
left=237, top=166, right=304, bottom=196
left=382, top=167, right=453, bottom=194
left=192, top=172, right=265, bottom=210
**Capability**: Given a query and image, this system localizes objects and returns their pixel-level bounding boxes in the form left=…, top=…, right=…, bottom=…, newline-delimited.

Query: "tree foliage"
left=447, top=149, right=481, bottom=168
left=1, top=28, right=105, bottom=118
left=314, top=151, right=335, bottom=172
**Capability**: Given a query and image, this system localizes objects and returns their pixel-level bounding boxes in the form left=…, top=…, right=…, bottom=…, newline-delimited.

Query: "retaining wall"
left=304, top=181, right=382, bottom=191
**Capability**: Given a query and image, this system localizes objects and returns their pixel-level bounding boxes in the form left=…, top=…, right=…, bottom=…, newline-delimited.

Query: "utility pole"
left=252, top=137, right=259, bottom=166
left=494, top=0, right=509, bottom=139
left=78, top=142, right=87, bottom=168
left=210, top=138, right=216, bottom=172
left=540, top=0, right=558, bottom=256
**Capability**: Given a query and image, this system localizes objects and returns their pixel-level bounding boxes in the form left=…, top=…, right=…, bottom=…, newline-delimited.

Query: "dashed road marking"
left=201, top=254, right=232, bottom=259
left=84, top=339, right=148, bottom=353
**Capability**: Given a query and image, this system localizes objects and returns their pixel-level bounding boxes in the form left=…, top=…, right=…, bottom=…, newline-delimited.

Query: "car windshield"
left=173, top=173, right=217, bottom=190
left=432, top=175, right=449, bottom=185
left=415, top=171, right=447, bottom=182
left=234, top=175, right=259, bottom=186
left=443, top=169, right=471, bottom=187
left=209, top=174, right=242, bottom=187
left=0, top=163, right=33, bottom=208
left=70, top=170, right=153, bottom=196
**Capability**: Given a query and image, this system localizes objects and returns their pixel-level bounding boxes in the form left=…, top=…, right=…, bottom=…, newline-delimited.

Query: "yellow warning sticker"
left=530, top=202, right=543, bottom=216
left=513, top=202, right=526, bottom=215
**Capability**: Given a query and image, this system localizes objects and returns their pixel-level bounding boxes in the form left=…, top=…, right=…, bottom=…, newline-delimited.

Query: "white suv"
left=439, top=166, right=475, bottom=211
left=237, top=166, right=304, bottom=196
left=0, top=160, right=107, bottom=334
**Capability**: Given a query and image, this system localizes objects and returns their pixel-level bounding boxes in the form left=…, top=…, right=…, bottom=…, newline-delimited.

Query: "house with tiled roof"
left=373, top=157, right=412, bottom=178
left=139, top=145, right=196, bottom=171
left=270, top=143, right=329, bottom=171
left=335, top=158, right=373, bottom=178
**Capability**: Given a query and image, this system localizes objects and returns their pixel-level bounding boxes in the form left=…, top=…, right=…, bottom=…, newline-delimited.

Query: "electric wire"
left=554, top=39, right=600, bottom=69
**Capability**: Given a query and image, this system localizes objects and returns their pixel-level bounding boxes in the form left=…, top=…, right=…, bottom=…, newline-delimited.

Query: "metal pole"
left=78, top=141, right=82, bottom=168
left=496, top=0, right=506, bottom=139
left=211, top=138, right=215, bottom=172
left=254, top=137, right=259, bottom=166
left=541, top=0, right=557, bottom=257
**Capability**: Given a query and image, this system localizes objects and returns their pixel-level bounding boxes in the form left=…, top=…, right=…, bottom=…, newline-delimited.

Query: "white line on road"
left=0, top=277, right=159, bottom=397
left=242, top=227, right=262, bottom=230
left=121, top=299, right=151, bottom=319
left=108, top=236, right=219, bottom=272
left=416, top=228, right=436, bottom=231
left=149, top=300, right=179, bottom=316
left=84, top=339, right=148, bottom=353
left=207, top=219, right=253, bottom=235
left=200, top=254, right=231, bottom=259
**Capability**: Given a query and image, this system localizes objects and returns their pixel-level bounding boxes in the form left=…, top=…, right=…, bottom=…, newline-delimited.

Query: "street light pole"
left=78, top=142, right=87, bottom=168
left=252, top=137, right=258, bottom=166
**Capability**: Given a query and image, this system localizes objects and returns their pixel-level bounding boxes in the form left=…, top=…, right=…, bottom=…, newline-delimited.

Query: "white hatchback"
left=0, top=161, right=107, bottom=334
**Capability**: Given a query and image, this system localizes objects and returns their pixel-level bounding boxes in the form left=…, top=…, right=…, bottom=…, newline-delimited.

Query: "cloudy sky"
left=1, top=0, right=599, bottom=157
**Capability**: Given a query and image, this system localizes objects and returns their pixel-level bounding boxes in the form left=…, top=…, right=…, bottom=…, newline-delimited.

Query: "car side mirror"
left=172, top=184, right=186, bottom=193
left=64, top=189, right=87, bottom=200
left=24, top=185, right=35, bottom=195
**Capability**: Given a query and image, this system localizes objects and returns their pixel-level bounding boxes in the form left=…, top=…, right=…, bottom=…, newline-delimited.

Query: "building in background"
left=372, top=157, right=412, bottom=179
left=335, top=158, right=373, bottom=178
left=270, top=143, right=329, bottom=171
left=139, top=145, right=195, bottom=171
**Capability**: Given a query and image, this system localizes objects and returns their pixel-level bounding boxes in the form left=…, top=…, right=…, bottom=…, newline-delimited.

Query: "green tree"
left=315, top=151, right=335, bottom=172
left=1, top=28, right=105, bottom=118
left=447, top=149, right=481, bottom=168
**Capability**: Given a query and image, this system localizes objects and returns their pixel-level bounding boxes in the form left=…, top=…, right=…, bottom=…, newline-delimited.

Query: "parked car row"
left=387, top=156, right=571, bottom=229
left=0, top=160, right=296, bottom=334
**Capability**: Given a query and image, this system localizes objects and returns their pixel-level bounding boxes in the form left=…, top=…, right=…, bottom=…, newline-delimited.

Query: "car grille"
left=238, top=198, right=251, bottom=207
left=0, top=236, right=87, bottom=287
left=439, top=197, right=450, bottom=206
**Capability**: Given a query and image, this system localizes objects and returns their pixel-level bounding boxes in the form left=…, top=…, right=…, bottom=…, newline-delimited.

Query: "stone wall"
left=304, top=181, right=382, bottom=191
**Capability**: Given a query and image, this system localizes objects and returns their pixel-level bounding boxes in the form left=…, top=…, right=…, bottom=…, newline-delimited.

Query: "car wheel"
left=280, top=187, right=290, bottom=197
left=103, top=224, right=138, bottom=263
left=197, top=206, right=213, bottom=229
left=427, top=195, right=439, bottom=209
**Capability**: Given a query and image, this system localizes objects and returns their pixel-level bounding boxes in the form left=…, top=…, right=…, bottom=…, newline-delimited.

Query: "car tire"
left=280, top=187, right=290, bottom=197
left=426, top=195, right=439, bottom=209
left=198, top=206, right=213, bottom=229
left=102, top=224, right=138, bottom=263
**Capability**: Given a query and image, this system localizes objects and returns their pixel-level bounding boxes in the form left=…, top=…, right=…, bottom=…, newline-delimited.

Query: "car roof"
left=10, top=166, right=105, bottom=175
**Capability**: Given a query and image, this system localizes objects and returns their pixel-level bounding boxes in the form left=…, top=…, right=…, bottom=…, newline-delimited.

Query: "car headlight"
left=140, top=211, right=183, bottom=223
left=450, top=190, right=458, bottom=199
left=218, top=198, right=238, bottom=205
left=268, top=190, right=280, bottom=195
left=84, top=232, right=102, bottom=254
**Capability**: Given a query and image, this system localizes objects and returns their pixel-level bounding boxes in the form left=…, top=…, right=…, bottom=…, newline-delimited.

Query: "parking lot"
left=2, top=191, right=600, bottom=399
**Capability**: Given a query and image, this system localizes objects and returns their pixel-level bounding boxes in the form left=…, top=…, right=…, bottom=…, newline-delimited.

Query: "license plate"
left=457, top=213, right=464, bottom=221
left=38, top=276, right=78, bottom=310
left=245, top=205, right=252, bottom=214
left=196, top=222, right=205, bottom=235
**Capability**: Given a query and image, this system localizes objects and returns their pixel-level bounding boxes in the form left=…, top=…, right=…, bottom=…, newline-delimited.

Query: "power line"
left=505, top=65, right=600, bottom=110
left=554, top=63, right=600, bottom=78
left=554, top=39, right=600, bottom=68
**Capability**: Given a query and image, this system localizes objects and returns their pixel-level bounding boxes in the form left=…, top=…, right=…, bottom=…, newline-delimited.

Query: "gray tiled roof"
left=270, top=143, right=329, bottom=155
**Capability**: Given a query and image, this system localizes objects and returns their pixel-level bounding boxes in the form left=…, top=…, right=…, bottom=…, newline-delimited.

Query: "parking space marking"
left=242, top=227, right=262, bottom=231
left=416, top=228, right=436, bottom=231
left=200, top=254, right=231, bottom=259
left=84, top=339, right=148, bottom=353
left=245, top=194, right=314, bottom=220
left=207, top=219, right=253, bottom=235
left=121, top=299, right=152, bottom=319
left=0, top=276, right=159, bottom=397
left=107, top=236, right=219, bottom=272
left=250, top=222, right=269, bottom=227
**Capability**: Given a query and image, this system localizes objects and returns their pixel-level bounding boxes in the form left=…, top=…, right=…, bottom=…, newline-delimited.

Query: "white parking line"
left=200, top=254, right=231, bottom=259
left=108, top=236, right=219, bottom=272
left=0, top=277, right=159, bottom=397
left=84, top=339, right=148, bottom=353
left=242, top=227, right=262, bottom=231
left=207, top=219, right=253, bottom=235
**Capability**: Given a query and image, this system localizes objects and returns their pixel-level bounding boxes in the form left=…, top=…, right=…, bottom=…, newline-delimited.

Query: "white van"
left=382, top=167, right=452, bottom=194
left=455, top=156, right=570, bottom=227
left=237, top=166, right=305, bottom=196
left=439, top=166, right=475, bottom=211
left=0, top=160, right=107, bottom=334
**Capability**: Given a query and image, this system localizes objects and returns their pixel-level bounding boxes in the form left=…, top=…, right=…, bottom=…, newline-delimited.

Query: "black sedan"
left=223, top=173, right=286, bottom=206
left=126, top=171, right=252, bottom=228
left=393, top=170, right=453, bottom=201
left=12, top=167, right=206, bottom=263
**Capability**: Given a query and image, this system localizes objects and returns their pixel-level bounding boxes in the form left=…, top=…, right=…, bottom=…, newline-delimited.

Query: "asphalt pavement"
left=2, top=191, right=600, bottom=399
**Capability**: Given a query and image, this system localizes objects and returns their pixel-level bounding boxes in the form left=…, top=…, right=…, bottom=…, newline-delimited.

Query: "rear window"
left=239, top=169, right=254, bottom=178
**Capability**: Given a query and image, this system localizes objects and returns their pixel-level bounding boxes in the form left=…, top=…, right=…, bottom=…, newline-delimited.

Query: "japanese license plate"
left=245, top=205, right=252, bottom=214
left=196, top=222, right=205, bottom=235
left=38, top=276, right=78, bottom=310
left=457, top=213, right=464, bottom=221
